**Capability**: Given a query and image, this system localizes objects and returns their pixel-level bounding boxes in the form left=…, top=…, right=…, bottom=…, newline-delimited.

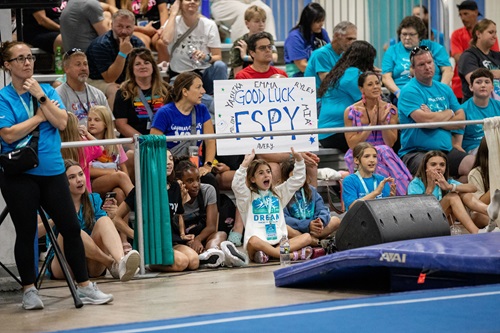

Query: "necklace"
left=70, top=84, right=90, bottom=114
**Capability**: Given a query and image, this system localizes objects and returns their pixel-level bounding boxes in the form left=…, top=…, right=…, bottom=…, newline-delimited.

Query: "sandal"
left=253, top=251, right=269, bottom=264
left=291, top=246, right=313, bottom=261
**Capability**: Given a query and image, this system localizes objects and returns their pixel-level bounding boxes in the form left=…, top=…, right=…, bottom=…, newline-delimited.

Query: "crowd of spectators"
left=2, top=0, right=500, bottom=310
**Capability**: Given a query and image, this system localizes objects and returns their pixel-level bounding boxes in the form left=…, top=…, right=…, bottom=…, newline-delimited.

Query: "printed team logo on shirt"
left=252, top=196, right=280, bottom=223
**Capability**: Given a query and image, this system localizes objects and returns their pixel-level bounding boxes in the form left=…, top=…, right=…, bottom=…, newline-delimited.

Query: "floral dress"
left=344, top=104, right=412, bottom=196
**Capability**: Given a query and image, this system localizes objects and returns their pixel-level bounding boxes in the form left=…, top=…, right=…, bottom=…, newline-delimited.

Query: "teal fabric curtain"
left=368, top=0, right=417, bottom=68
left=135, top=135, right=174, bottom=265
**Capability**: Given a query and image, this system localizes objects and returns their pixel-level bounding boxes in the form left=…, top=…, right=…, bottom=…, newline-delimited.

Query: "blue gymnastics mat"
left=274, top=233, right=500, bottom=291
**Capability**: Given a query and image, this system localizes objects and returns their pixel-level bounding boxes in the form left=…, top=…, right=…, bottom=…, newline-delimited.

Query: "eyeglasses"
left=409, top=45, right=429, bottom=60
left=256, top=44, right=273, bottom=51
left=63, top=48, right=83, bottom=60
left=401, top=32, right=419, bottom=38
left=7, top=55, right=36, bottom=64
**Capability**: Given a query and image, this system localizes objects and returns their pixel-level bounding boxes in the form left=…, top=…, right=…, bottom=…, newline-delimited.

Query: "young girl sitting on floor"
left=175, top=157, right=248, bottom=268
left=114, top=150, right=200, bottom=272
left=407, top=150, right=500, bottom=233
left=232, top=148, right=312, bottom=264
left=281, top=157, right=340, bottom=246
left=342, top=142, right=396, bottom=210
left=48, top=160, right=140, bottom=282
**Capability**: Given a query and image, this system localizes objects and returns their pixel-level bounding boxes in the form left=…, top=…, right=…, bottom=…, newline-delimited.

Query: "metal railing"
left=61, top=117, right=487, bottom=274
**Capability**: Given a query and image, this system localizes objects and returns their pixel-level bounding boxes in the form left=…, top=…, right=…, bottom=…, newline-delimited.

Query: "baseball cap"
left=457, top=1, right=482, bottom=16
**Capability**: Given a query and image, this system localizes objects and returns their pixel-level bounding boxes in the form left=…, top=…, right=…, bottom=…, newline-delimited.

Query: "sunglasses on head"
left=409, top=45, right=429, bottom=60
left=63, top=48, right=83, bottom=59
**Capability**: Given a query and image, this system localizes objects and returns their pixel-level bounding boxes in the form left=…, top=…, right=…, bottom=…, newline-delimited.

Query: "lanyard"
left=71, top=85, right=90, bottom=114
left=294, top=187, right=308, bottom=220
left=138, top=89, right=155, bottom=122
left=13, top=84, right=34, bottom=118
left=355, top=171, right=377, bottom=195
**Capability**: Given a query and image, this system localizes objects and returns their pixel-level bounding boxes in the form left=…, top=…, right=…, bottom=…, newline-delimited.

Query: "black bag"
left=0, top=144, right=39, bottom=175
left=0, top=95, right=40, bottom=175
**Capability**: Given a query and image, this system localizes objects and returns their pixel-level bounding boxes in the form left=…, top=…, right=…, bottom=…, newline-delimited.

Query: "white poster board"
left=214, top=77, right=318, bottom=155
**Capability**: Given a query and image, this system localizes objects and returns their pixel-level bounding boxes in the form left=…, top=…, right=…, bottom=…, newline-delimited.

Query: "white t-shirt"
left=168, top=16, right=221, bottom=73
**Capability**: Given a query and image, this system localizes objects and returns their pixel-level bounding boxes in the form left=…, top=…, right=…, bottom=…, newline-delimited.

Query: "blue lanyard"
left=12, top=84, right=34, bottom=118
left=294, top=188, right=308, bottom=220
left=355, top=171, right=377, bottom=195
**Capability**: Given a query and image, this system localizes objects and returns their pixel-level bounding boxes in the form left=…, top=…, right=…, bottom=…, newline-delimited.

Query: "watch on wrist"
left=204, top=161, right=212, bottom=167
left=38, top=95, right=47, bottom=104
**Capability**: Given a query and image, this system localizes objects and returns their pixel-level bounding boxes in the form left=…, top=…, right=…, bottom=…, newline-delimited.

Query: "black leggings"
left=0, top=172, right=88, bottom=286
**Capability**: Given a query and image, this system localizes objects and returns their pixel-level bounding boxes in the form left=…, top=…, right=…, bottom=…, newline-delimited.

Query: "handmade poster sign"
left=214, top=77, right=318, bottom=155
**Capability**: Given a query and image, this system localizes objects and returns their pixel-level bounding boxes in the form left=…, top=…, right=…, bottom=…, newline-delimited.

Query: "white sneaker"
left=221, top=241, right=248, bottom=267
left=22, top=287, right=44, bottom=310
left=118, top=250, right=140, bottom=282
left=108, top=260, right=120, bottom=279
left=198, top=248, right=225, bottom=268
left=77, top=282, right=113, bottom=305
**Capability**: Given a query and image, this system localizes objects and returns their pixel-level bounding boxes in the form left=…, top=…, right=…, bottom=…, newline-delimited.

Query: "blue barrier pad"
left=274, top=233, right=500, bottom=291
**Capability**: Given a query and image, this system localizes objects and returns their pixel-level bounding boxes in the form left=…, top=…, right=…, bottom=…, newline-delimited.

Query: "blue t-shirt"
left=284, top=28, right=330, bottom=77
left=342, top=173, right=391, bottom=211
left=0, top=83, right=66, bottom=176
left=382, top=40, right=450, bottom=88
left=398, top=78, right=461, bottom=157
left=318, top=67, right=362, bottom=140
left=78, top=193, right=107, bottom=235
left=304, top=43, right=341, bottom=89
left=407, top=177, right=461, bottom=201
left=455, top=98, right=500, bottom=153
left=151, top=102, right=211, bottom=151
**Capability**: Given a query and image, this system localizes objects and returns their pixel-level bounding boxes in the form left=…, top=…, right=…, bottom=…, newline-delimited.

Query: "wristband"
left=450, top=109, right=455, bottom=117
left=118, top=51, right=127, bottom=59
left=243, top=55, right=250, bottom=62
left=451, top=184, right=457, bottom=193
left=394, top=89, right=400, bottom=96
left=204, top=53, right=212, bottom=63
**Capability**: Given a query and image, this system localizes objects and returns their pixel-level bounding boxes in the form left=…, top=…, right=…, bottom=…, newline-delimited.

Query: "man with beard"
left=56, top=49, right=110, bottom=122
left=86, top=9, right=144, bottom=109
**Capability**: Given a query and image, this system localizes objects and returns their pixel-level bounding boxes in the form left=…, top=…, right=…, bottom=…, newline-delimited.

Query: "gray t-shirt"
left=56, top=82, right=110, bottom=121
left=60, top=0, right=104, bottom=51
left=183, top=183, right=217, bottom=232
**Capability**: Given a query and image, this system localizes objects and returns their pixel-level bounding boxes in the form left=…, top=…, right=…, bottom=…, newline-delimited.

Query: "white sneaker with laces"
left=221, top=241, right=248, bottom=267
left=77, top=282, right=114, bottom=305
left=22, top=287, right=44, bottom=310
left=199, top=248, right=225, bottom=268
left=118, top=250, right=140, bottom=282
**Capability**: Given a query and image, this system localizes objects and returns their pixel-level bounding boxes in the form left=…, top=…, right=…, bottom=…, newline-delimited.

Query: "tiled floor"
left=0, top=262, right=374, bottom=332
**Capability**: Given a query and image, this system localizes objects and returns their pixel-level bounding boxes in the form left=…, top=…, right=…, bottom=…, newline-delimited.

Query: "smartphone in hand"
left=103, top=192, right=116, bottom=206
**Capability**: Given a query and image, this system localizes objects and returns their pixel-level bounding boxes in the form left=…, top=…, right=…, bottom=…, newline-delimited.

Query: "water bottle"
left=279, top=235, right=291, bottom=266
left=55, top=46, right=64, bottom=74
left=187, top=44, right=201, bottom=67
left=450, top=221, right=462, bottom=236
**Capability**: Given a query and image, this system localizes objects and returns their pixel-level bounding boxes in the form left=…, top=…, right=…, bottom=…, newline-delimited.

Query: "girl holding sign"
left=232, top=148, right=312, bottom=264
